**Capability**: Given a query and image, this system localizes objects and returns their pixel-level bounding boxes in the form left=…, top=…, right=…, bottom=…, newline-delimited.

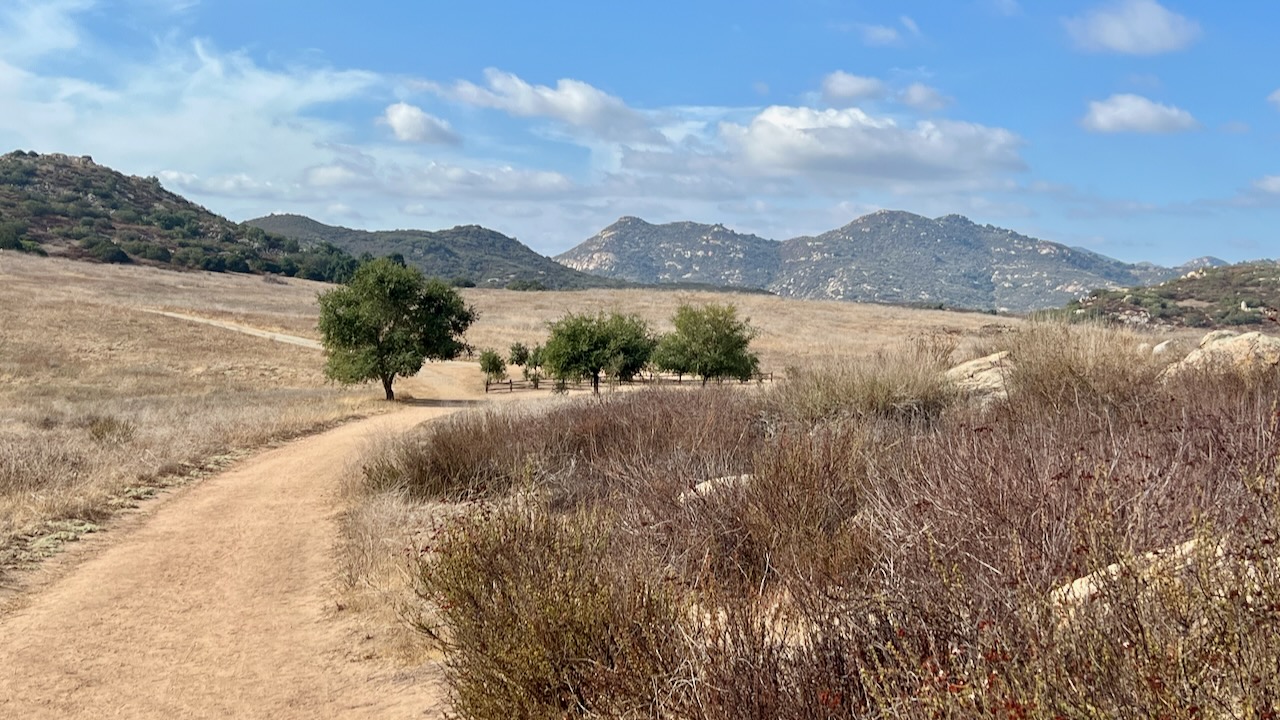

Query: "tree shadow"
left=395, top=397, right=484, bottom=408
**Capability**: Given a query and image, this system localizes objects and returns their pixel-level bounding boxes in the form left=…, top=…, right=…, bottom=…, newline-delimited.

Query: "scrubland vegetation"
left=345, top=322, right=1280, bottom=718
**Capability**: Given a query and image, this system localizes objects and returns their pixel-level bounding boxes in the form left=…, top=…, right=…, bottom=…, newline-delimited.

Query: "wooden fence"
left=484, top=371, right=774, bottom=394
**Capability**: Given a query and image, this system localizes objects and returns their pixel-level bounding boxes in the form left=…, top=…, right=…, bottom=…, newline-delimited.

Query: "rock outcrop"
left=1164, top=330, right=1280, bottom=378
left=945, top=351, right=1012, bottom=408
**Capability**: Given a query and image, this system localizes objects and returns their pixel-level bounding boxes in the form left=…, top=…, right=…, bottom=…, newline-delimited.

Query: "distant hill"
left=0, top=150, right=360, bottom=281
left=557, top=210, right=1223, bottom=312
left=556, top=216, right=780, bottom=288
left=246, top=214, right=626, bottom=290
left=1064, top=261, right=1280, bottom=328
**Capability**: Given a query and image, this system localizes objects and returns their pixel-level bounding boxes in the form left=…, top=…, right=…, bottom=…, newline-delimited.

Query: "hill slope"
left=1065, top=261, right=1280, bottom=328
left=0, top=150, right=361, bottom=281
left=556, top=216, right=779, bottom=287
left=557, top=210, right=1222, bottom=312
left=247, top=214, right=624, bottom=290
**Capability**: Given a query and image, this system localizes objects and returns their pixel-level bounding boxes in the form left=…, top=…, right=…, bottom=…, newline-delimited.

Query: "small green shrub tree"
left=318, top=257, right=476, bottom=400
left=479, top=349, right=508, bottom=382
left=508, top=342, right=530, bottom=368
left=542, top=312, right=654, bottom=393
left=656, top=302, right=759, bottom=384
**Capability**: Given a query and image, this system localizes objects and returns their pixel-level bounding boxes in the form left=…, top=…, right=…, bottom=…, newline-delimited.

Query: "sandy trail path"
left=0, top=314, right=490, bottom=719
left=140, top=309, right=325, bottom=350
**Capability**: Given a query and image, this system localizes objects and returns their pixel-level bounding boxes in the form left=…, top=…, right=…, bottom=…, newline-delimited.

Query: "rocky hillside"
left=557, top=210, right=1223, bottom=312
left=557, top=216, right=779, bottom=287
left=0, top=150, right=360, bottom=281
left=247, top=214, right=624, bottom=290
left=1065, top=261, right=1280, bottom=328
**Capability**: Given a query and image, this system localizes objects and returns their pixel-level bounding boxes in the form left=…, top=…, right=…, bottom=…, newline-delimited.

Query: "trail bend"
left=0, top=319, right=486, bottom=718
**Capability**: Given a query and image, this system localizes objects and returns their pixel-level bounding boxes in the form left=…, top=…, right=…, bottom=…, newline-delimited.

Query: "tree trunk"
left=591, top=373, right=600, bottom=394
left=381, top=375, right=395, bottom=401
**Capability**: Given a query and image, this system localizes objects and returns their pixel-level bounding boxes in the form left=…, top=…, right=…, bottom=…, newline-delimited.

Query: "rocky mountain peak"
left=555, top=210, right=1212, bottom=312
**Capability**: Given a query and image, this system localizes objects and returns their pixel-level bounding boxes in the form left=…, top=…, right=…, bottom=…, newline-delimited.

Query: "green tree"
left=523, top=344, right=545, bottom=389
left=479, top=349, right=508, bottom=382
left=508, top=342, right=531, bottom=368
left=542, top=312, right=654, bottom=394
left=657, top=302, right=759, bottom=385
left=0, top=221, right=28, bottom=250
left=318, top=258, right=477, bottom=400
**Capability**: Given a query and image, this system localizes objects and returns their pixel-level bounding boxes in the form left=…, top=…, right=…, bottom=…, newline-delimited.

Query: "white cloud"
left=390, top=162, right=574, bottom=199
left=434, top=68, right=659, bottom=143
left=306, top=164, right=367, bottom=188
left=900, top=16, right=921, bottom=36
left=0, top=0, right=93, bottom=61
left=821, top=71, right=885, bottom=104
left=1253, top=176, right=1280, bottom=194
left=720, top=105, right=1024, bottom=184
left=1065, top=0, right=1200, bottom=55
left=1268, top=89, right=1280, bottom=110
left=1081, top=94, right=1199, bottom=133
left=160, top=171, right=277, bottom=198
left=856, top=24, right=901, bottom=46
left=899, top=83, right=950, bottom=112
left=380, top=102, right=459, bottom=144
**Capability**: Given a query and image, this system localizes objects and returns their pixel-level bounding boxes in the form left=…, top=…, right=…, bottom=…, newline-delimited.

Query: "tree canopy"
left=653, top=302, right=759, bottom=384
left=542, top=311, right=654, bottom=394
left=317, top=257, right=476, bottom=400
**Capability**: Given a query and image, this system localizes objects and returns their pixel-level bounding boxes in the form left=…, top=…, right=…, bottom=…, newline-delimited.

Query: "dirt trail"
left=0, top=315, right=489, bottom=718
left=140, top=309, right=325, bottom=350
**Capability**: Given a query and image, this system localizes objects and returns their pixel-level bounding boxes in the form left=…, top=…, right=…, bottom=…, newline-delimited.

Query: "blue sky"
left=1, top=0, right=1277, bottom=265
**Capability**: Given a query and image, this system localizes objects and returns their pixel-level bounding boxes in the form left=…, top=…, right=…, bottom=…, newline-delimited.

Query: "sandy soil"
left=0, top=316, right=486, bottom=719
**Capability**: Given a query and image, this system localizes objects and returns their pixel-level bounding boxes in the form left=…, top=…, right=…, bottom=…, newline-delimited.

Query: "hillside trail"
left=0, top=316, right=499, bottom=719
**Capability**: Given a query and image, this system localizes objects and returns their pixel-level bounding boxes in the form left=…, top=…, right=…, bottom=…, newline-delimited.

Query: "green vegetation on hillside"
left=0, top=151, right=362, bottom=282
left=1064, top=261, right=1280, bottom=328
left=247, top=213, right=627, bottom=290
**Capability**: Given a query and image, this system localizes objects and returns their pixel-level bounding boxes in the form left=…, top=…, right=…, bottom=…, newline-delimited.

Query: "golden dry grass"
left=459, top=287, right=1019, bottom=371
left=0, top=253, right=377, bottom=577
left=0, top=252, right=1022, bottom=596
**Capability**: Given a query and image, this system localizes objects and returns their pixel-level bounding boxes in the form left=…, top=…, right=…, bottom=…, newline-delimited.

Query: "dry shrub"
left=999, top=321, right=1168, bottom=412
left=363, top=388, right=764, bottom=508
left=665, top=428, right=877, bottom=600
left=768, top=335, right=958, bottom=425
left=390, top=326, right=1280, bottom=718
left=415, top=504, right=697, bottom=719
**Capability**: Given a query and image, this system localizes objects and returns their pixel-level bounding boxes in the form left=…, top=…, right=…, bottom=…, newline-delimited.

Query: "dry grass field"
left=1, top=252, right=1019, bottom=590
left=459, top=287, right=1017, bottom=371
left=0, top=253, right=378, bottom=579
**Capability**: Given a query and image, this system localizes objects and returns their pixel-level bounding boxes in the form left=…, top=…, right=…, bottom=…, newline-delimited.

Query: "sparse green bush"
left=91, top=241, right=130, bottom=264
left=507, top=341, right=530, bottom=367
left=478, top=348, right=507, bottom=382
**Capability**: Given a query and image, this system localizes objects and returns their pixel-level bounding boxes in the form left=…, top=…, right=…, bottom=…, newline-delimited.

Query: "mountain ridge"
left=556, top=210, right=1226, bottom=312
left=246, top=213, right=625, bottom=290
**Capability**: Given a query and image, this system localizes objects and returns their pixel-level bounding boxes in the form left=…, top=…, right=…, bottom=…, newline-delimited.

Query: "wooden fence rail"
left=484, top=371, right=774, bottom=394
